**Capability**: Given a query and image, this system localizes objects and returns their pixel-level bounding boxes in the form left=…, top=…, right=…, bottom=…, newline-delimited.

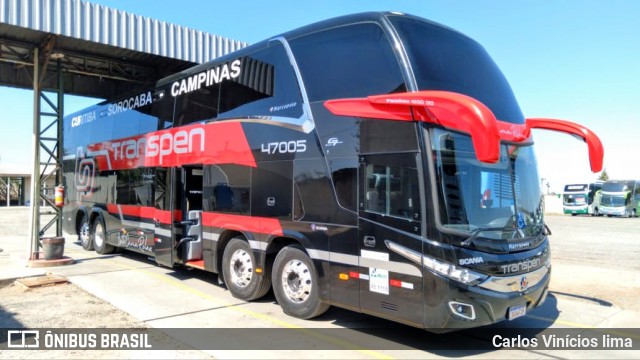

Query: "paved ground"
left=0, top=207, right=639, bottom=359
left=545, top=214, right=640, bottom=312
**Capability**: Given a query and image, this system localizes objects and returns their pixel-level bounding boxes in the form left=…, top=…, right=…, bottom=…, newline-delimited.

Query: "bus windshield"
left=600, top=194, right=628, bottom=207
left=389, top=15, right=524, bottom=124
left=564, top=194, right=587, bottom=205
left=431, top=128, right=544, bottom=240
left=603, top=181, right=634, bottom=193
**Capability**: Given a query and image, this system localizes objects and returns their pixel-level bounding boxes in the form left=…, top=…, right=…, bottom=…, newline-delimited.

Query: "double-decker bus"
left=562, top=182, right=603, bottom=216
left=599, top=180, right=639, bottom=217
left=62, top=12, right=604, bottom=331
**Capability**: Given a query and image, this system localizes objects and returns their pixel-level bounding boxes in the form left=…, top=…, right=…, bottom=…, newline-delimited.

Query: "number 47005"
left=261, top=140, right=307, bottom=155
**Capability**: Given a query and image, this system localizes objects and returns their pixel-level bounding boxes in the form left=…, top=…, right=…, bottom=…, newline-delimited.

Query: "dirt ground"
left=0, top=279, right=213, bottom=359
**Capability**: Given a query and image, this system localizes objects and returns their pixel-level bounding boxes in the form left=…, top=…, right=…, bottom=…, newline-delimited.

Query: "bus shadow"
left=163, top=263, right=281, bottom=302
left=124, top=253, right=562, bottom=355
left=550, top=290, right=613, bottom=307
left=301, top=294, right=561, bottom=355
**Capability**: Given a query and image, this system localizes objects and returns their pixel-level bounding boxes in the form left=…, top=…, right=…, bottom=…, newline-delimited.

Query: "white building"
left=0, top=163, right=56, bottom=207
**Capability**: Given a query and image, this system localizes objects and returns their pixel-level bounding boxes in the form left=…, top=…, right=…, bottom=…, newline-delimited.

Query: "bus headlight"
left=422, top=255, right=487, bottom=285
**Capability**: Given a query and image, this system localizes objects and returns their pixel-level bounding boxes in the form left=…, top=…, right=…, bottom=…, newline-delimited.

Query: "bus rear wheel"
left=78, top=214, right=93, bottom=251
left=222, top=238, right=271, bottom=301
left=92, top=215, right=114, bottom=255
left=272, top=245, right=329, bottom=320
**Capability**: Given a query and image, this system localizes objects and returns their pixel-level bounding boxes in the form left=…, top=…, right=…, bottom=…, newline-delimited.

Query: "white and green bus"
left=562, top=182, right=603, bottom=216
left=599, top=180, right=640, bottom=217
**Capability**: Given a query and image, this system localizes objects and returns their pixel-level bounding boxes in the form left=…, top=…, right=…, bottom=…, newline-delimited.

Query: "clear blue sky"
left=1, top=0, right=638, bottom=192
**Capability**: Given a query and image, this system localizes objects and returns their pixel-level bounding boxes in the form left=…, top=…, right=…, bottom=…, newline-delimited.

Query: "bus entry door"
left=153, top=168, right=177, bottom=267
left=176, top=167, right=204, bottom=263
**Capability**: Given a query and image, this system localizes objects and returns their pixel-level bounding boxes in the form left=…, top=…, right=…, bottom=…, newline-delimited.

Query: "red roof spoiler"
left=324, top=90, right=603, bottom=172
left=526, top=118, right=604, bottom=173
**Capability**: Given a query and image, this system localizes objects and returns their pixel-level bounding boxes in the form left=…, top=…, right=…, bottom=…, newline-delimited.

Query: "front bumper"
left=599, top=206, right=626, bottom=216
left=423, top=266, right=551, bottom=331
left=563, top=207, right=588, bottom=215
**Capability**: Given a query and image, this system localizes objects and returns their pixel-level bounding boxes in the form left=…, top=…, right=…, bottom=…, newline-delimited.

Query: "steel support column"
left=27, top=47, right=40, bottom=260
left=27, top=44, right=65, bottom=261
left=56, top=59, right=64, bottom=236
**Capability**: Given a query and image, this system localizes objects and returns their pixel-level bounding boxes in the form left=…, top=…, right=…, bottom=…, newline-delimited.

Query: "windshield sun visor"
left=324, top=91, right=604, bottom=173
left=526, top=118, right=604, bottom=173
left=324, top=90, right=501, bottom=163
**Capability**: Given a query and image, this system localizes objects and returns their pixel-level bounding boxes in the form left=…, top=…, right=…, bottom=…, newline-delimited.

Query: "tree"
left=598, top=168, right=609, bottom=181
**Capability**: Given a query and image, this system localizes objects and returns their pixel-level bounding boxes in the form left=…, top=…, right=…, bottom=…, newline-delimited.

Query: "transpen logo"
left=500, top=258, right=541, bottom=274
left=109, top=127, right=205, bottom=166
left=74, top=147, right=95, bottom=193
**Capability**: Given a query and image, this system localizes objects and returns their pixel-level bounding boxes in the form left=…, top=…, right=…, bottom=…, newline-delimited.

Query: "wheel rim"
left=281, top=259, right=312, bottom=304
left=229, top=249, right=253, bottom=287
left=94, top=222, right=105, bottom=249
left=79, top=221, right=90, bottom=246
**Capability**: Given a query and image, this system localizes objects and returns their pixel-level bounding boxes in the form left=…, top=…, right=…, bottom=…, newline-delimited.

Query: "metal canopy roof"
left=0, top=0, right=249, bottom=255
left=0, top=0, right=248, bottom=98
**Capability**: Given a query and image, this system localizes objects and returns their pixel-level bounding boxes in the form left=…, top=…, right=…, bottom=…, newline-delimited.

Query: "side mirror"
left=526, top=118, right=604, bottom=173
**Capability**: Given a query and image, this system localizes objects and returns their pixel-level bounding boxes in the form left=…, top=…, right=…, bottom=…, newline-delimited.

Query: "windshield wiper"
left=461, top=226, right=506, bottom=247
left=462, top=220, right=548, bottom=247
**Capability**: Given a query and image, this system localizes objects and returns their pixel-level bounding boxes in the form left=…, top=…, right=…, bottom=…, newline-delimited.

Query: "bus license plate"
left=508, top=304, right=526, bottom=320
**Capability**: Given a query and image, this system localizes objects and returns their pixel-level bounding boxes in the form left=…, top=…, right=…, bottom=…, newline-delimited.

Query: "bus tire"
left=222, top=238, right=271, bottom=301
left=272, top=245, right=329, bottom=320
left=92, top=215, right=114, bottom=255
left=78, top=214, right=93, bottom=251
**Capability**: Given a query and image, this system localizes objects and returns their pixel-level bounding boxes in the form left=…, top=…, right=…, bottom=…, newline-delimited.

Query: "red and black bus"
left=63, top=12, right=603, bottom=330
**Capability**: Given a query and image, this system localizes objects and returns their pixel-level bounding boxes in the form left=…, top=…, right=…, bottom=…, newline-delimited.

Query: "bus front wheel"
left=272, top=245, right=329, bottom=320
left=222, top=238, right=271, bottom=301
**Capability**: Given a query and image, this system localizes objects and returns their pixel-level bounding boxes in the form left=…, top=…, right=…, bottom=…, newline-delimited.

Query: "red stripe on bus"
left=105, top=205, right=282, bottom=236
left=201, top=212, right=284, bottom=236
left=106, top=204, right=179, bottom=224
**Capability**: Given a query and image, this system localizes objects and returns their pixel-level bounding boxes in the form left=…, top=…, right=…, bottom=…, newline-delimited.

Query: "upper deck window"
left=389, top=16, right=524, bottom=124
left=218, top=43, right=304, bottom=120
left=173, top=42, right=304, bottom=127
left=289, top=23, right=406, bottom=102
